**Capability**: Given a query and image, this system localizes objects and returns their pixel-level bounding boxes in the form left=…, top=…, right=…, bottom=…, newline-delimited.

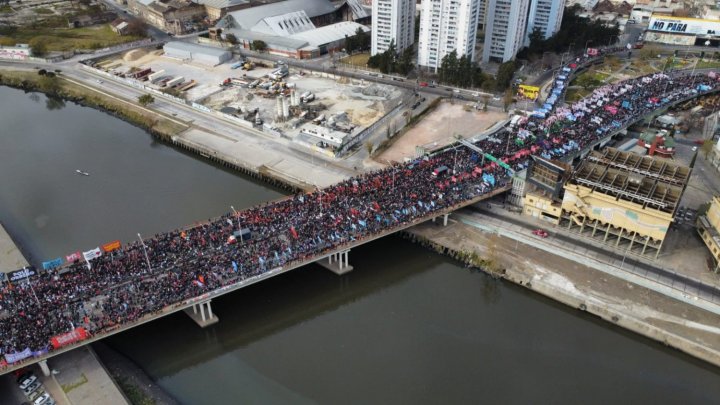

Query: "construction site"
left=88, top=46, right=407, bottom=154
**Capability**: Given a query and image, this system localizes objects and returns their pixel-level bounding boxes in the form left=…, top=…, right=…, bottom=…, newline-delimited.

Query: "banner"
left=587, top=47, right=599, bottom=56
left=50, top=327, right=88, bottom=349
left=518, top=85, right=540, bottom=100
left=4, top=348, right=32, bottom=364
left=83, top=247, right=102, bottom=262
left=7, top=267, right=38, bottom=283
left=101, top=240, right=121, bottom=253
left=42, top=257, right=64, bottom=270
left=66, top=251, right=82, bottom=262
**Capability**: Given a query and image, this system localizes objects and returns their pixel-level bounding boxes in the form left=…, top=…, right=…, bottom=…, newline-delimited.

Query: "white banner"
left=83, top=247, right=102, bottom=269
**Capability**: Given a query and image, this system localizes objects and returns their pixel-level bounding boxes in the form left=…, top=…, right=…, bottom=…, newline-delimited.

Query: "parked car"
left=22, top=380, right=41, bottom=396
left=27, top=389, right=44, bottom=402
left=532, top=229, right=548, bottom=238
left=33, top=392, right=52, bottom=405
left=19, top=375, right=38, bottom=390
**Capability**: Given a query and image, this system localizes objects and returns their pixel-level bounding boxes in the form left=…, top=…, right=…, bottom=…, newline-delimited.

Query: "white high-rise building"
left=526, top=0, right=566, bottom=45
left=418, top=0, right=482, bottom=71
left=371, top=0, right=416, bottom=55
left=482, top=0, right=530, bottom=63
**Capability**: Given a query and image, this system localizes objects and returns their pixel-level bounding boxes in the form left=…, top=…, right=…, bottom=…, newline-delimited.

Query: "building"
left=418, top=0, right=482, bottom=70
left=163, top=41, right=232, bottom=65
left=371, top=0, right=415, bottom=55
left=482, top=0, right=530, bottom=63
left=477, top=0, right=487, bottom=30
left=521, top=155, right=571, bottom=218
left=644, top=14, right=720, bottom=46
left=697, top=196, right=720, bottom=273
left=526, top=0, right=566, bottom=45
left=193, top=0, right=251, bottom=21
left=218, top=0, right=370, bottom=59
left=110, top=18, right=131, bottom=35
left=130, top=0, right=207, bottom=34
left=0, top=44, right=32, bottom=60
left=559, top=147, right=690, bottom=258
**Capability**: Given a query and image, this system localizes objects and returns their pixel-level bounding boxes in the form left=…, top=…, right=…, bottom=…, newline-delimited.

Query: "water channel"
left=1, top=86, right=719, bottom=404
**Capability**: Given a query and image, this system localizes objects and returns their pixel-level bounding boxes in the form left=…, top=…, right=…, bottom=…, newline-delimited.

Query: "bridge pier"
left=431, top=213, right=450, bottom=226
left=184, top=300, right=219, bottom=328
left=317, top=249, right=353, bottom=275
left=39, top=360, right=50, bottom=377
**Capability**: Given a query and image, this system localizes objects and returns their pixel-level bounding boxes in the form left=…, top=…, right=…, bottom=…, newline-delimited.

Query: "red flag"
left=372, top=202, right=380, bottom=211
left=198, top=275, right=205, bottom=284
left=290, top=226, right=298, bottom=239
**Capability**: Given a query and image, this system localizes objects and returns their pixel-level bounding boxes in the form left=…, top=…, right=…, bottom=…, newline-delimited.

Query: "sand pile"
left=123, top=49, right=147, bottom=62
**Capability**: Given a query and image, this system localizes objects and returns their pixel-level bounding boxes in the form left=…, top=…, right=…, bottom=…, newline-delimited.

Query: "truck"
left=133, top=67, right=152, bottom=80
left=300, top=91, right=314, bottom=103
left=166, top=76, right=185, bottom=88
left=147, top=69, right=166, bottom=83
left=241, top=62, right=254, bottom=71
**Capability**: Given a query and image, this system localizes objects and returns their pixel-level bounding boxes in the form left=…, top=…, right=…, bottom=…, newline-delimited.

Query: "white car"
left=34, top=392, right=52, bottom=405
left=19, top=375, right=38, bottom=390
left=22, top=380, right=41, bottom=396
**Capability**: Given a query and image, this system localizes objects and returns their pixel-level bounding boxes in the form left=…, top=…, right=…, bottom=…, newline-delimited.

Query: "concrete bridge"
left=2, top=59, right=719, bottom=376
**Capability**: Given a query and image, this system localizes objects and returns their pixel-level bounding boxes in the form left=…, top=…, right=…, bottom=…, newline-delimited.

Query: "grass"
left=340, top=52, right=371, bottom=68
left=5, top=24, right=143, bottom=52
left=34, top=7, right=54, bottom=14
left=695, top=60, right=720, bottom=69
left=116, top=376, right=156, bottom=405
left=0, top=70, right=187, bottom=136
left=0, top=4, right=12, bottom=13
left=61, top=372, right=88, bottom=393
left=565, top=88, right=591, bottom=103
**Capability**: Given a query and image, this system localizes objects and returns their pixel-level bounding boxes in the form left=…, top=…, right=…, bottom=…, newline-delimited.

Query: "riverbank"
left=403, top=213, right=720, bottom=368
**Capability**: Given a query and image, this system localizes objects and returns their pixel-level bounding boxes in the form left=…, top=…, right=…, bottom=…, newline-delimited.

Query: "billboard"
left=0, top=46, right=31, bottom=60
left=50, top=327, right=89, bottom=349
left=648, top=15, right=720, bottom=36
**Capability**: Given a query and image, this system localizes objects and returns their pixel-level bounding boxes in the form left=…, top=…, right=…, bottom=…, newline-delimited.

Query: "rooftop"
left=163, top=41, right=231, bottom=57
left=224, top=0, right=336, bottom=30
left=567, top=147, right=691, bottom=214
left=192, top=0, right=248, bottom=10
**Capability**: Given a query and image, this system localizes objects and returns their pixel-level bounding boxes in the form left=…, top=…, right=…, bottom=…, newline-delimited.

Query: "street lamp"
left=231, top=205, right=244, bottom=243
left=137, top=233, right=152, bottom=273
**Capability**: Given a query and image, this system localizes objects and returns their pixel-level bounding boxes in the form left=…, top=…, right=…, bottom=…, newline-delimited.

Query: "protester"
left=1, top=59, right=718, bottom=366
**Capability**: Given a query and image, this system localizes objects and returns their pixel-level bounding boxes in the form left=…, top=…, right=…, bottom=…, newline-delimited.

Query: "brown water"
left=1, top=86, right=719, bottom=404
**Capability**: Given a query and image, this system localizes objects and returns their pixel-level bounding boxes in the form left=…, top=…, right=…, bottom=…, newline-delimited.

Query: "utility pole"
left=137, top=233, right=152, bottom=274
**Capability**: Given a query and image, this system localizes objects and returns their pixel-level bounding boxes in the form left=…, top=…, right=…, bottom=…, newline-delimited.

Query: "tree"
left=502, top=89, right=513, bottom=112
left=527, top=27, right=545, bottom=54
left=138, top=94, right=154, bottom=106
left=482, top=94, right=490, bottom=112
left=575, top=73, right=603, bottom=90
left=701, top=139, right=714, bottom=159
left=125, top=19, right=148, bottom=37
left=364, top=141, right=374, bottom=155
left=251, top=40, right=267, bottom=52
left=38, top=75, right=60, bottom=94
left=495, top=60, right=517, bottom=91
left=225, top=33, right=238, bottom=45
left=29, top=38, right=46, bottom=57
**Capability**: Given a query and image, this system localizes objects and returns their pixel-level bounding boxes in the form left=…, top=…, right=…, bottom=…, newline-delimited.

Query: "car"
left=452, top=89, right=460, bottom=93
left=19, top=375, right=38, bottom=390
left=445, top=87, right=452, bottom=91
left=627, top=19, right=636, bottom=24
left=22, top=380, right=41, bottom=396
left=96, top=79, right=103, bottom=84
left=493, top=96, right=501, bottom=101
left=27, top=389, right=44, bottom=402
left=17, top=371, right=34, bottom=384
left=532, top=229, right=548, bottom=238
left=33, top=393, right=51, bottom=405
left=419, top=81, right=428, bottom=87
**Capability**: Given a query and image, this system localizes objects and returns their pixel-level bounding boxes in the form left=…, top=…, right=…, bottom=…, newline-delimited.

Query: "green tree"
left=29, top=38, right=46, bottom=57
left=495, top=60, right=517, bottom=91
left=138, top=94, right=154, bottom=106
left=364, top=140, right=374, bottom=155
left=251, top=40, right=267, bottom=52
left=502, top=89, right=513, bottom=112
left=575, top=73, right=603, bottom=90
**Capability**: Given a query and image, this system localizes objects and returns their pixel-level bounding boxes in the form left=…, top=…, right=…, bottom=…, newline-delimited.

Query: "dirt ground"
left=378, top=101, right=507, bottom=162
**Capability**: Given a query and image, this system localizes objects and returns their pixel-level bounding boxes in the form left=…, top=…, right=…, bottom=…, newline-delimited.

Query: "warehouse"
left=163, top=42, right=232, bottom=66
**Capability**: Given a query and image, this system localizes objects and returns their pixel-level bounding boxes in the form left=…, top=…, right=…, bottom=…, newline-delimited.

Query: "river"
left=1, top=86, right=719, bottom=404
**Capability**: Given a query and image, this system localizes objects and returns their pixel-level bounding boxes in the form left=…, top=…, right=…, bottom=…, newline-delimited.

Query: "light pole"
left=137, top=233, right=152, bottom=274
left=231, top=205, right=243, bottom=243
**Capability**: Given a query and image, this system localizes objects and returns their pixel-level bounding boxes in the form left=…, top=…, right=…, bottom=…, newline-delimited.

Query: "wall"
left=523, top=192, right=561, bottom=223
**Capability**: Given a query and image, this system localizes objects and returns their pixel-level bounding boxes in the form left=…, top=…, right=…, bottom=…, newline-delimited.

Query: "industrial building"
left=129, top=0, right=206, bottom=35
left=371, top=0, right=415, bottom=55
left=418, top=0, right=482, bottom=70
left=558, top=148, right=690, bottom=258
left=163, top=42, right=232, bottom=65
left=697, top=196, right=720, bottom=273
left=217, top=0, right=370, bottom=58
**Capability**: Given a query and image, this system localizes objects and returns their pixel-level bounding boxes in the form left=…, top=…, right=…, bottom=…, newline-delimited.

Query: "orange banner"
left=101, top=240, right=121, bottom=253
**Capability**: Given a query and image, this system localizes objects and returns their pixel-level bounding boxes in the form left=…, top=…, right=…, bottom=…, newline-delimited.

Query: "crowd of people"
left=2, top=50, right=720, bottom=367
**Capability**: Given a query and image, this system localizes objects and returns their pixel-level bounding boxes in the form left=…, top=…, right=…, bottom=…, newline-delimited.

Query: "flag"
left=66, top=251, right=82, bottom=262
left=232, top=261, right=238, bottom=272
left=198, top=275, right=205, bottom=284
left=101, top=240, right=121, bottom=253
left=289, top=226, right=298, bottom=239
left=227, top=235, right=237, bottom=244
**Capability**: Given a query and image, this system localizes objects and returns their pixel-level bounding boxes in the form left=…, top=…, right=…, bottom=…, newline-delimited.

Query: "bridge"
left=2, top=55, right=720, bottom=375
